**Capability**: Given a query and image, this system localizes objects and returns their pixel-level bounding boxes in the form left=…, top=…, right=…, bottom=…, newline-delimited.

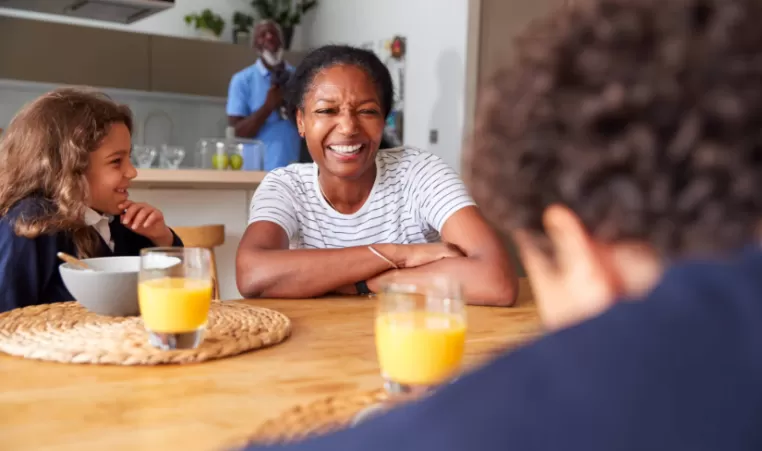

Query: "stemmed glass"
left=159, top=145, right=186, bottom=169
left=132, top=145, right=157, bottom=168
left=138, top=247, right=213, bottom=350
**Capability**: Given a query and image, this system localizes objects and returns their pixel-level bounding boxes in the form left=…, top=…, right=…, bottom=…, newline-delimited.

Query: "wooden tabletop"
left=0, top=280, right=540, bottom=451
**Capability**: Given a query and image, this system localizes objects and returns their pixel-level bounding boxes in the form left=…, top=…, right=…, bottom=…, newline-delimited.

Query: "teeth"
left=329, top=144, right=362, bottom=154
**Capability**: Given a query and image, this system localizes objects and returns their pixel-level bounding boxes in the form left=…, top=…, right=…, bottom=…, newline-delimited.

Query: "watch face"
left=356, top=281, right=371, bottom=295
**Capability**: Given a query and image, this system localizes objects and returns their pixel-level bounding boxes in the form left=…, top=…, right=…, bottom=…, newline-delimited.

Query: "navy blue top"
left=0, top=197, right=183, bottom=313
left=245, top=248, right=762, bottom=451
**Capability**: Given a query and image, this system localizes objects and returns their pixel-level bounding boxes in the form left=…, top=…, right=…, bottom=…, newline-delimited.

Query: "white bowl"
left=59, top=256, right=141, bottom=316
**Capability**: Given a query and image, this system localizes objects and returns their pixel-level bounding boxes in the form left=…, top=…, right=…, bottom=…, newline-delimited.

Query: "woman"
left=236, top=45, right=517, bottom=306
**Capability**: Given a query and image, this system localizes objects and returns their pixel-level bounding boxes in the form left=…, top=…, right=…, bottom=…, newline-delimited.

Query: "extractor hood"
left=0, top=0, right=174, bottom=24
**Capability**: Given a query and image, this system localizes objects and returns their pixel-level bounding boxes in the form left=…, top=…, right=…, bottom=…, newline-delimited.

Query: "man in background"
left=227, top=19, right=300, bottom=171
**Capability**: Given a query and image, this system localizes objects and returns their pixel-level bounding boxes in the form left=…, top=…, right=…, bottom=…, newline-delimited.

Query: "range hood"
left=0, top=0, right=174, bottom=24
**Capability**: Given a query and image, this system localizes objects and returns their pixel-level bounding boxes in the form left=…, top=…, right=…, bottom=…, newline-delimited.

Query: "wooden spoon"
left=56, top=252, right=93, bottom=271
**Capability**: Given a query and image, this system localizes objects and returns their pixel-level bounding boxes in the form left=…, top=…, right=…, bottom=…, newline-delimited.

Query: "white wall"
left=0, top=0, right=255, bottom=42
left=299, top=0, right=470, bottom=172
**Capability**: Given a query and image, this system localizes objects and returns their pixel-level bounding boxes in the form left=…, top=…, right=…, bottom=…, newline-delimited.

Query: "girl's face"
left=85, top=122, right=137, bottom=215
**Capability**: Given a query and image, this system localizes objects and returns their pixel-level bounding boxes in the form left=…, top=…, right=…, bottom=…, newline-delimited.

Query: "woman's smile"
left=326, top=142, right=367, bottom=161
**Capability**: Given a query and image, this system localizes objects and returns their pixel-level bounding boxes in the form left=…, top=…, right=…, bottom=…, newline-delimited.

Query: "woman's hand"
left=118, top=201, right=174, bottom=246
left=401, top=242, right=464, bottom=268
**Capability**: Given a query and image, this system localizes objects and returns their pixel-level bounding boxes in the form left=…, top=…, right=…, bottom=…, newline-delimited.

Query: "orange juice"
left=375, top=311, right=466, bottom=386
left=138, top=277, right=212, bottom=333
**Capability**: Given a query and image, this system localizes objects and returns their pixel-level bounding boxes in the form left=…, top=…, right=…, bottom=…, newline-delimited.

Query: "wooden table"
left=0, top=280, right=541, bottom=451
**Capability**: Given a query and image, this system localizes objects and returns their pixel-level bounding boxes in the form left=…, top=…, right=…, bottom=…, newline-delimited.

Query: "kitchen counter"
left=133, top=169, right=267, bottom=190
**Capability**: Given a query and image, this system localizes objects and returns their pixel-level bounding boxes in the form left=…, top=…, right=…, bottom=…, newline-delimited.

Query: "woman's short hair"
left=285, top=44, right=394, bottom=121
left=468, top=0, right=762, bottom=259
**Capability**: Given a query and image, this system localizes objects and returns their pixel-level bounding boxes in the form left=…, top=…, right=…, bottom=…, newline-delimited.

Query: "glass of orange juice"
left=375, top=275, right=466, bottom=396
left=138, top=247, right=213, bottom=350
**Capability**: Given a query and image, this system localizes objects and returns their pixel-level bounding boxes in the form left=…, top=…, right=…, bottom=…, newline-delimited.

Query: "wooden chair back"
left=172, top=224, right=225, bottom=300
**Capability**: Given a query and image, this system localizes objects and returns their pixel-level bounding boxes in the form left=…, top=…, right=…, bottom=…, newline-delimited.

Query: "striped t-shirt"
left=248, top=147, right=476, bottom=249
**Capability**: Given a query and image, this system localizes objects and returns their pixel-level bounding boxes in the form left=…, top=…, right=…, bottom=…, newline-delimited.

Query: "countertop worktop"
left=0, top=280, right=540, bottom=451
left=132, top=169, right=267, bottom=190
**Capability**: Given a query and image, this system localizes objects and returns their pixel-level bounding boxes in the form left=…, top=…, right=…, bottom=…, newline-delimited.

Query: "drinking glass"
left=375, top=275, right=466, bottom=396
left=159, top=145, right=186, bottom=169
left=132, top=145, right=157, bottom=168
left=138, top=247, right=213, bottom=350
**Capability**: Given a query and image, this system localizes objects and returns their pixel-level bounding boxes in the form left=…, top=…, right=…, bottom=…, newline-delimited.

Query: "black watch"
left=355, top=280, right=372, bottom=295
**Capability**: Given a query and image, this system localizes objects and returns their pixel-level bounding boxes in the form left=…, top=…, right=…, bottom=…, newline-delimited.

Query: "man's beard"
left=262, top=48, right=284, bottom=66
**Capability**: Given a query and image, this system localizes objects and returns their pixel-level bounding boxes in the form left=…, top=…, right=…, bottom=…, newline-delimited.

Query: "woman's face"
left=296, top=64, right=385, bottom=180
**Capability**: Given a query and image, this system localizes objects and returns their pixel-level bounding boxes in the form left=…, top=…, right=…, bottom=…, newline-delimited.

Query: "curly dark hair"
left=284, top=44, right=394, bottom=121
left=468, top=0, right=762, bottom=259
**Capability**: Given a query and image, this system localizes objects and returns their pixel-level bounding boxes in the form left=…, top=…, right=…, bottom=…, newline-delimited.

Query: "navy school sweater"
left=245, top=247, right=762, bottom=451
left=0, top=197, right=183, bottom=313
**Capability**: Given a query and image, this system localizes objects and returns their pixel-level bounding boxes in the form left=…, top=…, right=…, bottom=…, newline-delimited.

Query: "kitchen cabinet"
left=0, top=16, right=305, bottom=98
left=0, top=17, right=151, bottom=91
left=149, top=36, right=254, bottom=98
left=149, top=35, right=305, bottom=97
left=478, top=0, right=569, bottom=84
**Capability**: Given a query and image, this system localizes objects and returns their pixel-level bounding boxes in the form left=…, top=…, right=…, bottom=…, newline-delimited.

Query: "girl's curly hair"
left=0, top=87, right=133, bottom=257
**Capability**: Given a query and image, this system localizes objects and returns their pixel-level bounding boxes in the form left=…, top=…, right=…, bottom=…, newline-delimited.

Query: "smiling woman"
left=236, top=45, right=518, bottom=306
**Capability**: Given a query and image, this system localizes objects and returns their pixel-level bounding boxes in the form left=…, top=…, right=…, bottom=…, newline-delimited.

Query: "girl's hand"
left=118, top=201, right=174, bottom=246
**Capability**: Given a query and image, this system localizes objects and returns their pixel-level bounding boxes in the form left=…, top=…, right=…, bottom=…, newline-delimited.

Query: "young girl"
left=0, top=87, right=183, bottom=313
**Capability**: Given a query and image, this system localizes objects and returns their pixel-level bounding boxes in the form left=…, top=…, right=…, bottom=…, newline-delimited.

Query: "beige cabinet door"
left=148, top=36, right=255, bottom=98
left=149, top=36, right=306, bottom=98
left=478, top=0, right=569, bottom=84
left=0, top=17, right=150, bottom=91
left=476, top=0, right=570, bottom=276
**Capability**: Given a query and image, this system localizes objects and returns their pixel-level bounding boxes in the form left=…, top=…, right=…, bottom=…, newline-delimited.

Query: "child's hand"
left=118, top=201, right=174, bottom=246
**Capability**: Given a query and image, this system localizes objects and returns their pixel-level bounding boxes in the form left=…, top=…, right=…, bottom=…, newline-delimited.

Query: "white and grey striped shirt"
left=248, top=147, right=476, bottom=249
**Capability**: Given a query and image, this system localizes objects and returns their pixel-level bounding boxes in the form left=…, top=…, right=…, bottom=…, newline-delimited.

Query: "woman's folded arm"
left=236, top=221, right=463, bottom=298
left=368, top=207, right=519, bottom=307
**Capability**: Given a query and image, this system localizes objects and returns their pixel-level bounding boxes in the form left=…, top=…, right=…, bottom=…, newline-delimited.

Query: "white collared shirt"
left=84, top=207, right=114, bottom=251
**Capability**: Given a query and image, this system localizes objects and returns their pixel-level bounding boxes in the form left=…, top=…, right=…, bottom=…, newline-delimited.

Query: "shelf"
left=132, top=169, right=266, bottom=190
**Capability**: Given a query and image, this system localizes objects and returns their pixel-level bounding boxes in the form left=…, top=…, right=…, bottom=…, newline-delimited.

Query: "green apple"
left=212, top=153, right=229, bottom=170
left=230, top=154, right=243, bottom=170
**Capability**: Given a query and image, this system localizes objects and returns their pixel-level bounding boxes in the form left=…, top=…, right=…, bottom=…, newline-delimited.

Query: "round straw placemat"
left=244, top=389, right=389, bottom=446
left=0, top=301, right=291, bottom=365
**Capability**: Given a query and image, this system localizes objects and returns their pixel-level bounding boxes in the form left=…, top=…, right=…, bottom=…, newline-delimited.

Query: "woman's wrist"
left=371, top=244, right=407, bottom=268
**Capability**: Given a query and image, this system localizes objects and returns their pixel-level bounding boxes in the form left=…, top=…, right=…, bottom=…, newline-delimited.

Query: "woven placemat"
left=0, top=301, right=291, bottom=365
left=243, top=389, right=389, bottom=446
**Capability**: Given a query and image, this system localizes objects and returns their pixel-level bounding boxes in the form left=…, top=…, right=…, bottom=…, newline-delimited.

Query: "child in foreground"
left=0, top=88, right=183, bottom=312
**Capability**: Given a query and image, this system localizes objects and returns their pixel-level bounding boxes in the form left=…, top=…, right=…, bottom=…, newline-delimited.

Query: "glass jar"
left=194, top=137, right=264, bottom=171
left=196, top=139, right=212, bottom=169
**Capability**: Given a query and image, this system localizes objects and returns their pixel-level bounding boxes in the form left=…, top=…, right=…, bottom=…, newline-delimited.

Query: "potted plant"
left=250, top=0, right=318, bottom=49
left=184, top=9, right=225, bottom=40
left=233, top=11, right=255, bottom=45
